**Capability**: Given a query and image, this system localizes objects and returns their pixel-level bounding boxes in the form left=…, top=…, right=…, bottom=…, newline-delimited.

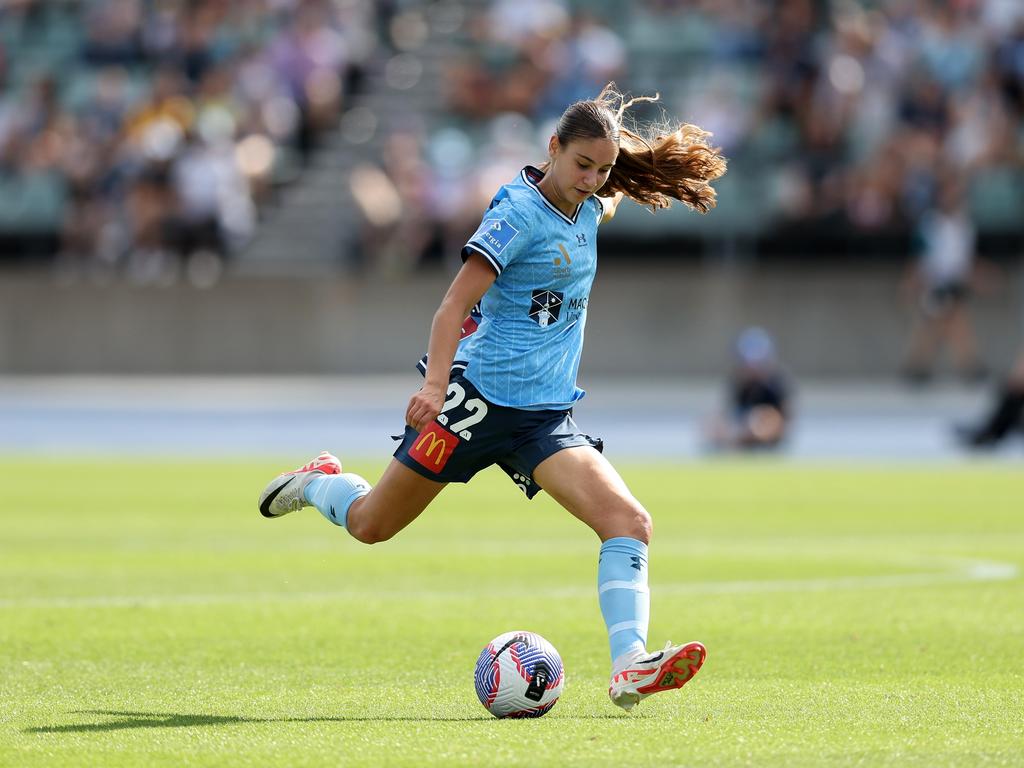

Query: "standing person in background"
left=257, top=83, right=727, bottom=712
left=902, top=173, right=989, bottom=383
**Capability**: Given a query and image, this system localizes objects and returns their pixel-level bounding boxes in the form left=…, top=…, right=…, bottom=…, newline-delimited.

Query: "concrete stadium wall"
left=3, top=262, right=1021, bottom=377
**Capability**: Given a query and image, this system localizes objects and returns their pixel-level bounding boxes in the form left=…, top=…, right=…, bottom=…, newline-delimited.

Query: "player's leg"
left=337, top=459, right=446, bottom=543
left=947, top=302, right=986, bottom=379
left=533, top=446, right=650, bottom=666
left=532, top=446, right=704, bottom=711
left=532, top=445, right=651, bottom=542
left=258, top=453, right=445, bottom=544
left=956, top=378, right=1024, bottom=447
left=265, top=372, right=504, bottom=542
left=903, top=306, right=941, bottom=381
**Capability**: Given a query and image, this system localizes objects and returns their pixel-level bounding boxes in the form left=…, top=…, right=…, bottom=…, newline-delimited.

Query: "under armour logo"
left=576, top=233, right=587, bottom=246
left=329, top=505, right=336, bottom=519
left=630, top=555, right=643, bottom=571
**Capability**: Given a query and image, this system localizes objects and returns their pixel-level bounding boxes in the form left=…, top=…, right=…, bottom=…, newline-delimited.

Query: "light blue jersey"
left=456, top=165, right=605, bottom=410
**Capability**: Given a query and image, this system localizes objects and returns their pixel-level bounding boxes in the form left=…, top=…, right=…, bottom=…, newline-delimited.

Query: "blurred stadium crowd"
left=370, top=0, right=1024, bottom=267
left=0, top=0, right=376, bottom=283
left=1, top=0, right=1022, bottom=284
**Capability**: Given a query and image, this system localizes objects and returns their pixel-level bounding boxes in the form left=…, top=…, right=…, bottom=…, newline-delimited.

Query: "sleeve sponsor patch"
left=469, top=217, right=520, bottom=257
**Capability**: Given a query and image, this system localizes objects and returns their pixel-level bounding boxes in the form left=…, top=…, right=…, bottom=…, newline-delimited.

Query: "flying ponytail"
left=553, top=83, right=727, bottom=213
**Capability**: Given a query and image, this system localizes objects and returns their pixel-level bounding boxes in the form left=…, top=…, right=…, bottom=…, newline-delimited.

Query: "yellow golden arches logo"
left=414, top=431, right=448, bottom=465
left=554, top=243, right=572, bottom=266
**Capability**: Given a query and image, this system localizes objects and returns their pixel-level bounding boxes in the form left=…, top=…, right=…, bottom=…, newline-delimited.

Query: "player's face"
left=548, top=135, right=618, bottom=205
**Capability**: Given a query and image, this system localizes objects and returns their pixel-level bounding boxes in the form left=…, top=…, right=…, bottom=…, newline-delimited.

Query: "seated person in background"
left=956, top=348, right=1024, bottom=448
left=705, top=327, right=792, bottom=451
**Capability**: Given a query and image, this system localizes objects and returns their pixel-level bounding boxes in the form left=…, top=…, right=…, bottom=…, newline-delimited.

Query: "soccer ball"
left=474, top=630, right=564, bottom=718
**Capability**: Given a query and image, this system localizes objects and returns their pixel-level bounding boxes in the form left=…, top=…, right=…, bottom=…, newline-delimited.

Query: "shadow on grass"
left=27, top=709, right=625, bottom=733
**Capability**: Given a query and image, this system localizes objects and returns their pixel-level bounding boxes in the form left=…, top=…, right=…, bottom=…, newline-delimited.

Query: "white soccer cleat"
left=258, top=451, right=342, bottom=518
left=608, top=640, right=706, bottom=712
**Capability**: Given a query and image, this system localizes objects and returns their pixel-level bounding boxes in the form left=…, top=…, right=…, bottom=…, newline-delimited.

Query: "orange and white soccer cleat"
left=608, top=641, right=706, bottom=711
left=258, top=451, right=342, bottom=518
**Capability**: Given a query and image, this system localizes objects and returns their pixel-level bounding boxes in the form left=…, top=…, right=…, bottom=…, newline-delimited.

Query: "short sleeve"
left=461, top=202, right=527, bottom=275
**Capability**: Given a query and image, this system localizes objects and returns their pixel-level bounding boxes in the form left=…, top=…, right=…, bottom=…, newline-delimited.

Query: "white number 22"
left=440, top=382, right=488, bottom=436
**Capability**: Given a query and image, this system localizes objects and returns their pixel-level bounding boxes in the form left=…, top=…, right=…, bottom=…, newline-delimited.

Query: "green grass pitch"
left=2, top=459, right=1022, bottom=767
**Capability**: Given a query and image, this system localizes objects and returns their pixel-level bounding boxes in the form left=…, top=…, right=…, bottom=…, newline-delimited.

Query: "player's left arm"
left=597, top=191, right=625, bottom=224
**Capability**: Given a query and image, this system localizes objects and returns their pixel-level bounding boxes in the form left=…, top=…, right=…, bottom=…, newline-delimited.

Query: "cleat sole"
left=636, top=642, right=706, bottom=696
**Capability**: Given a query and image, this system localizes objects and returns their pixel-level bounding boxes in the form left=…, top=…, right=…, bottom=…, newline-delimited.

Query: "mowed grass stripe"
left=0, top=555, right=1017, bottom=608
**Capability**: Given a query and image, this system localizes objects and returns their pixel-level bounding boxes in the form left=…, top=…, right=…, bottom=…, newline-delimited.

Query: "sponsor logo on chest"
left=553, top=243, right=573, bottom=279
left=554, top=235, right=588, bottom=279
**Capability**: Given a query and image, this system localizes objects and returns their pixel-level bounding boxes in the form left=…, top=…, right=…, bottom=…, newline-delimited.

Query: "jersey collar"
left=521, top=166, right=584, bottom=226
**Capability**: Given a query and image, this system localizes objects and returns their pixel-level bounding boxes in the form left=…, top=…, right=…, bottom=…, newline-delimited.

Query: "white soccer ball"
left=474, top=630, right=564, bottom=718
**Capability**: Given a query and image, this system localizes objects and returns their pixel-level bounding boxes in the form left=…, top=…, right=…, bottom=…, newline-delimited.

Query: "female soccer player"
left=258, top=84, right=727, bottom=711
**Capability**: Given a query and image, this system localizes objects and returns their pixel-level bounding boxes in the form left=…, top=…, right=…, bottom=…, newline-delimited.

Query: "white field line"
left=0, top=560, right=1016, bottom=610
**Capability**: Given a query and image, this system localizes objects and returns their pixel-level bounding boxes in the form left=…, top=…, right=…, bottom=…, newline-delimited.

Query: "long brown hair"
left=554, top=83, right=726, bottom=213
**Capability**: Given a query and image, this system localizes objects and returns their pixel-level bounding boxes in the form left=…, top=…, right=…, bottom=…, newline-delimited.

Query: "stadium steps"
left=234, top=128, right=361, bottom=277
left=235, top=5, right=462, bottom=277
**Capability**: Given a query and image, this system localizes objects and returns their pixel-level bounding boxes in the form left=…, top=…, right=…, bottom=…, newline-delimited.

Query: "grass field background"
left=2, top=459, right=1022, bottom=766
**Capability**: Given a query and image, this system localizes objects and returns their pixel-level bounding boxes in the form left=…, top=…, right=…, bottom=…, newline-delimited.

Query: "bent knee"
left=346, top=514, right=397, bottom=545
left=630, top=502, right=653, bottom=544
left=606, top=498, right=652, bottom=544
left=349, top=524, right=396, bottom=545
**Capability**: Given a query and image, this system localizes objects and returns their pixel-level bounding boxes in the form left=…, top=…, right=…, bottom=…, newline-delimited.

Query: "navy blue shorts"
left=393, top=373, right=602, bottom=499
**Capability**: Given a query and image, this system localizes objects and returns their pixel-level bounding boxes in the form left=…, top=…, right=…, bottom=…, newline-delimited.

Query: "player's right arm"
left=406, top=253, right=497, bottom=431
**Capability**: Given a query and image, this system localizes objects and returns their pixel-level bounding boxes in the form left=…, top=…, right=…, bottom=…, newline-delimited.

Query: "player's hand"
left=406, top=383, right=445, bottom=432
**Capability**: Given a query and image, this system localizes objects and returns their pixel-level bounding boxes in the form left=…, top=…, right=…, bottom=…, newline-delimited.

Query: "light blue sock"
left=598, top=537, right=650, bottom=663
left=304, top=473, right=371, bottom=530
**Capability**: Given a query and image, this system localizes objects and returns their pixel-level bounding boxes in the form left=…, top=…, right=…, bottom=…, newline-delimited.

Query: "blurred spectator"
left=82, top=0, right=145, bottom=67
left=901, top=171, right=990, bottom=383
left=123, top=164, right=178, bottom=284
left=349, top=129, right=436, bottom=275
left=705, top=327, right=792, bottom=451
left=267, top=1, right=349, bottom=161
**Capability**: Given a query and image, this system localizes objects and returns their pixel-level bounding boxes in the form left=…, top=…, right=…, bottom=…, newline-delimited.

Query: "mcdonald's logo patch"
left=409, top=422, right=459, bottom=472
